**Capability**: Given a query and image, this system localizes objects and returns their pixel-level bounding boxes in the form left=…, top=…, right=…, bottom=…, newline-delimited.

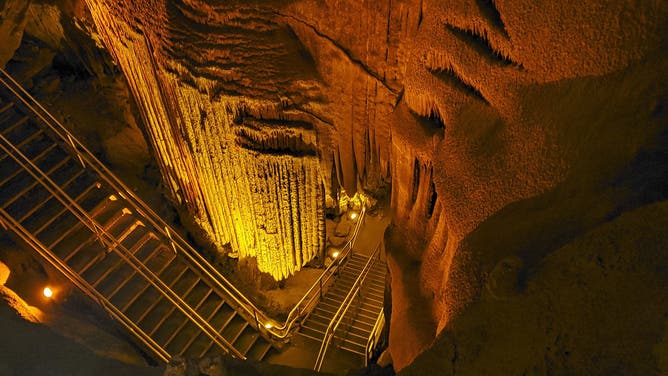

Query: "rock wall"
left=82, top=0, right=406, bottom=280
left=3, top=0, right=667, bottom=373
left=388, top=0, right=668, bottom=372
left=0, top=0, right=29, bottom=68
left=84, top=1, right=325, bottom=280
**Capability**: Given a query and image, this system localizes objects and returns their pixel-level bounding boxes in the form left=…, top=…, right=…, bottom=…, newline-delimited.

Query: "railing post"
left=67, top=134, right=86, bottom=168
left=164, top=226, right=177, bottom=254
left=254, top=309, right=260, bottom=331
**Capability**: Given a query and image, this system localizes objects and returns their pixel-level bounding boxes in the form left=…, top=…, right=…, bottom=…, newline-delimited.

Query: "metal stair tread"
left=245, top=339, right=272, bottom=360
left=0, top=82, right=277, bottom=364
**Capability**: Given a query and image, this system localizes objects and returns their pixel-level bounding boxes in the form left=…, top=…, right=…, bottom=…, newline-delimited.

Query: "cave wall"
left=0, top=0, right=29, bottom=68
left=82, top=0, right=668, bottom=372
left=85, top=1, right=323, bottom=280
left=389, top=0, right=668, bottom=372
left=82, top=0, right=408, bottom=280
left=2, top=0, right=667, bottom=373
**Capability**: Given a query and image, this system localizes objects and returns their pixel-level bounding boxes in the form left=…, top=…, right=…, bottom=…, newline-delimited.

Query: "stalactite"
left=85, top=1, right=330, bottom=280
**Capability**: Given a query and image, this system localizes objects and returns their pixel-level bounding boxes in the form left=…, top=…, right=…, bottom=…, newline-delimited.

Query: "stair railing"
left=0, top=133, right=245, bottom=360
left=0, top=68, right=369, bottom=340
left=365, top=310, right=385, bottom=366
left=313, top=239, right=382, bottom=371
left=273, top=205, right=366, bottom=337
left=0, top=208, right=171, bottom=363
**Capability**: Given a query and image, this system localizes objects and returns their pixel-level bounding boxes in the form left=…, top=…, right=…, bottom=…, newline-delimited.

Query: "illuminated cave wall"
left=3, top=1, right=667, bottom=373
left=83, top=0, right=398, bottom=279
left=84, top=1, right=327, bottom=279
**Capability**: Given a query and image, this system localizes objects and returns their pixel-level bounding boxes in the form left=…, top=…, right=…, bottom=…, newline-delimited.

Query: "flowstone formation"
left=84, top=0, right=396, bottom=280
left=3, top=0, right=666, bottom=374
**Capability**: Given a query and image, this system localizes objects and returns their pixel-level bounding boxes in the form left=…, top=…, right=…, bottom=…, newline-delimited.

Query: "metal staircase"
left=0, top=68, right=390, bottom=369
left=0, top=69, right=274, bottom=363
left=300, top=245, right=386, bottom=369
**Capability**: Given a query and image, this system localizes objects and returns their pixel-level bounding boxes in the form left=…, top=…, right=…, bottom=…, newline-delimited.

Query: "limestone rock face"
left=4, top=0, right=666, bottom=373
left=83, top=0, right=402, bottom=280
left=0, top=0, right=29, bottom=67
left=387, top=0, right=668, bottom=371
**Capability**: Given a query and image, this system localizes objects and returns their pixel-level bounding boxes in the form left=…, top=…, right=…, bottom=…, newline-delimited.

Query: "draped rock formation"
left=83, top=0, right=398, bottom=280
left=4, top=0, right=667, bottom=374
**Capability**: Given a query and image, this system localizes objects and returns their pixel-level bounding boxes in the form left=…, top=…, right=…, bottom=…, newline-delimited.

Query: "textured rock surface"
left=82, top=0, right=668, bottom=371
left=401, top=200, right=668, bottom=375
left=1, top=0, right=667, bottom=374
left=0, top=0, right=29, bottom=68
left=85, top=1, right=327, bottom=280
left=82, top=0, right=404, bottom=280
left=389, top=0, right=668, bottom=371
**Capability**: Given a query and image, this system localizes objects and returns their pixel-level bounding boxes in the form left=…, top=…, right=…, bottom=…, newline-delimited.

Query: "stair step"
left=245, top=338, right=272, bottom=361
left=347, top=316, right=374, bottom=332
left=3, top=155, right=72, bottom=217
left=0, top=116, right=32, bottom=143
left=0, top=101, right=14, bottom=115
left=221, top=314, right=249, bottom=346
left=0, top=107, right=21, bottom=131
left=0, top=143, right=57, bottom=190
left=181, top=331, right=212, bottom=359
left=338, top=270, right=385, bottom=283
left=308, top=310, right=335, bottom=324
left=339, top=341, right=366, bottom=356
left=303, top=318, right=328, bottom=332
left=233, top=326, right=260, bottom=357
left=198, top=311, right=248, bottom=358
left=175, top=290, right=216, bottom=355
left=84, top=233, right=157, bottom=288
left=15, top=162, right=82, bottom=223
left=336, top=327, right=368, bottom=343
left=359, top=300, right=384, bottom=314
left=152, top=309, right=188, bottom=346
left=165, top=318, right=201, bottom=355
left=197, top=304, right=237, bottom=358
left=347, top=319, right=374, bottom=336
left=172, top=297, right=229, bottom=358
left=0, top=88, right=276, bottom=364
left=300, top=325, right=325, bottom=341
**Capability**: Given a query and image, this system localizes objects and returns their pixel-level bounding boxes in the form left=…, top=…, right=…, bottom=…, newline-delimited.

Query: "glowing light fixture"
left=349, top=212, right=358, bottom=220
left=332, top=251, right=340, bottom=259
left=43, top=287, right=53, bottom=298
left=264, top=322, right=273, bottom=329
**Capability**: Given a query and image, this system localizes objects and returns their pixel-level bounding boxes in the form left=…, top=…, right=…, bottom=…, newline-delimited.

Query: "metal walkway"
left=302, top=250, right=386, bottom=367
left=0, top=68, right=388, bottom=369
left=0, top=69, right=274, bottom=363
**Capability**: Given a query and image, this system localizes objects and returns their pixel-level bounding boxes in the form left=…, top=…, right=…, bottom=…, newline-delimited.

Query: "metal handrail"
left=313, top=239, right=382, bottom=371
left=0, top=68, right=369, bottom=340
left=365, top=310, right=385, bottom=366
left=0, top=208, right=171, bottom=363
left=273, top=206, right=366, bottom=336
left=0, top=133, right=245, bottom=359
left=0, top=69, right=270, bottom=337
